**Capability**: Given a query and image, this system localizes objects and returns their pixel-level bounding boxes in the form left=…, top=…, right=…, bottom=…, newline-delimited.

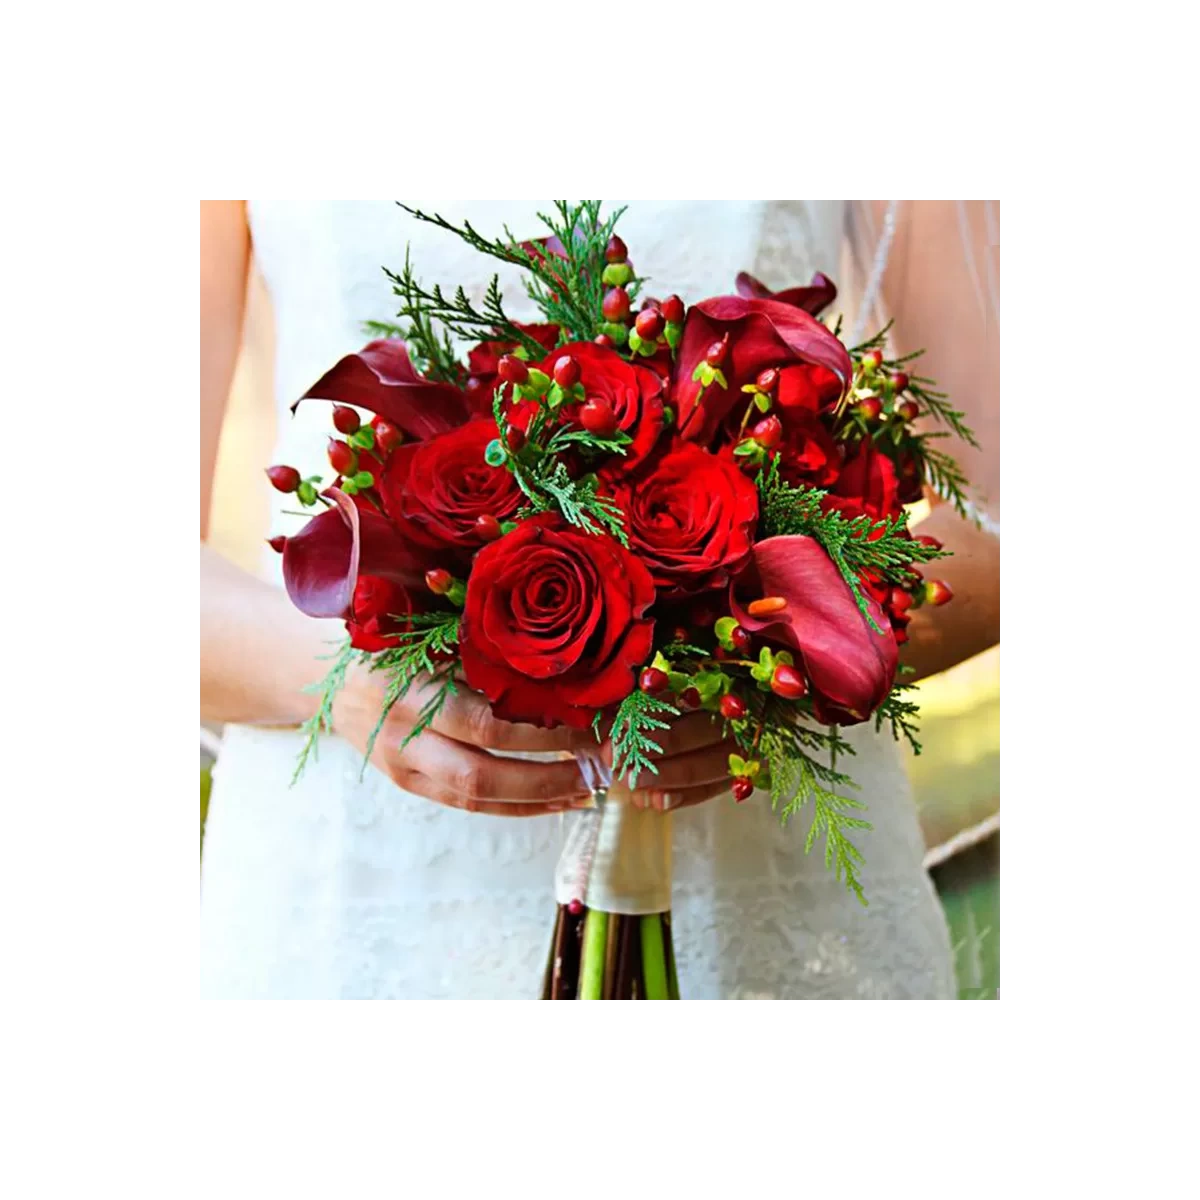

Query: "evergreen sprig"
left=756, top=458, right=949, bottom=631
left=874, top=683, right=923, bottom=754
left=371, top=250, right=463, bottom=382
left=293, top=638, right=363, bottom=784
left=609, top=689, right=680, bottom=786
left=916, top=435, right=975, bottom=520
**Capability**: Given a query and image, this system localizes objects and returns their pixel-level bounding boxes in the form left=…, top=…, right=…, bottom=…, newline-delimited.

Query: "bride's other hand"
left=333, top=667, right=599, bottom=818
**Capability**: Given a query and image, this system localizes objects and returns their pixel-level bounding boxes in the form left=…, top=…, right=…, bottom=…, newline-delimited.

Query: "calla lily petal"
left=735, top=271, right=838, bottom=317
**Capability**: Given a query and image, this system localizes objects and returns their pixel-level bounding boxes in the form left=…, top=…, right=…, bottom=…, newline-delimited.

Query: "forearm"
left=201, top=542, right=335, bottom=726
left=900, top=503, right=999, bottom=683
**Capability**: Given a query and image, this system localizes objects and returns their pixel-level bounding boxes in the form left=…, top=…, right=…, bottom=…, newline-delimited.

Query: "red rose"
left=674, top=297, right=852, bottom=448
left=735, top=270, right=838, bottom=318
left=380, top=419, right=523, bottom=560
left=466, top=324, right=561, bottom=413
left=774, top=416, right=842, bottom=488
left=346, top=575, right=414, bottom=651
left=544, top=341, right=665, bottom=468
left=460, top=515, right=656, bottom=729
left=730, top=535, right=897, bottom=725
left=827, top=438, right=901, bottom=521
left=611, top=443, right=758, bottom=598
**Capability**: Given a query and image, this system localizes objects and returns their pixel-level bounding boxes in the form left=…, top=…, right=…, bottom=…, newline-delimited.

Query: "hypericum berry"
left=372, top=418, right=404, bottom=455
left=915, top=534, right=944, bottom=551
left=332, top=405, right=361, bottom=435
left=732, top=777, right=755, bottom=803
left=265, top=465, right=301, bottom=493
left=705, top=335, right=730, bottom=368
left=662, top=294, right=685, bottom=324
left=756, top=367, right=780, bottom=394
left=890, top=588, right=914, bottom=613
left=856, top=396, right=883, bottom=421
left=891, top=372, right=910, bottom=393
left=894, top=627, right=910, bottom=646
left=504, top=425, right=526, bottom=452
left=751, top=415, right=783, bottom=449
left=425, top=568, right=453, bottom=595
left=896, top=399, right=920, bottom=422
left=594, top=333, right=615, bottom=348
left=924, top=579, right=954, bottom=606
left=267, top=535, right=287, bottom=554
left=770, top=663, right=808, bottom=699
left=567, top=898, right=585, bottom=916
left=640, top=667, right=669, bottom=695
left=747, top=595, right=787, bottom=617
left=719, top=694, right=747, bottom=721
left=605, top=234, right=628, bottom=263
left=602, top=287, right=631, bottom=322
left=635, top=307, right=665, bottom=341
left=863, top=349, right=884, bottom=371
left=475, top=514, right=502, bottom=542
left=327, top=438, right=358, bottom=476
left=680, top=687, right=702, bottom=710
left=580, top=397, right=618, bottom=437
left=497, top=355, right=530, bottom=387
left=729, top=624, right=752, bottom=654
left=553, top=354, right=581, bottom=388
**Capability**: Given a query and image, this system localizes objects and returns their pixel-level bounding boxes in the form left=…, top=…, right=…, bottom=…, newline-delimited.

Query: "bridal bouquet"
left=267, top=201, right=976, bottom=999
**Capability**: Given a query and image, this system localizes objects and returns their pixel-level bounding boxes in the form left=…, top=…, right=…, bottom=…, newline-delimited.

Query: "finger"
left=629, top=739, right=737, bottom=792
left=399, top=729, right=595, bottom=804
left=628, top=778, right=734, bottom=811
left=404, top=770, right=587, bottom=818
left=599, top=711, right=727, bottom=767
left=405, top=677, right=592, bottom=754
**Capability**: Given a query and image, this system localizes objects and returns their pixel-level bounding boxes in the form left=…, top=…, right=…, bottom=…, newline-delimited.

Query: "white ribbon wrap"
left=555, top=751, right=673, bottom=914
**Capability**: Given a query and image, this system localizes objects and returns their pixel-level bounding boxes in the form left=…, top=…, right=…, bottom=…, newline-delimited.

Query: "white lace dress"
left=200, top=200, right=956, bottom=1000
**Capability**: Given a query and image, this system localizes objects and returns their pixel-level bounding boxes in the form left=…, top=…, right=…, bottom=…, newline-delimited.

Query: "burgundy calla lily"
left=735, top=271, right=838, bottom=317
left=673, top=297, right=853, bottom=448
left=730, top=535, right=897, bottom=724
left=282, top=489, right=429, bottom=620
left=293, top=340, right=471, bottom=442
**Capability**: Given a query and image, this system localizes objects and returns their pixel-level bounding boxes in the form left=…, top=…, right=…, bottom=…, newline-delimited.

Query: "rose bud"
left=889, top=588, right=914, bottom=613
left=770, top=663, right=808, bottom=699
left=635, top=306, right=665, bottom=341
left=371, top=418, right=404, bottom=455
left=553, top=354, right=581, bottom=388
left=580, top=397, right=618, bottom=437
left=605, top=234, right=628, bottom=263
left=896, top=399, right=920, bottom=422
left=327, top=438, right=358, bottom=476
left=732, top=777, right=755, bottom=803
left=924, top=579, right=954, bottom=606
left=267, top=535, right=287, bottom=554
left=719, top=694, right=747, bottom=721
left=752, top=415, right=783, bottom=449
left=640, top=667, right=669, bottom=695
left=680, top=687, right=702, bottom=710
left=891, top=372, right=910, bottom=393
left=863, top=349, right=884, bottom=371
left=729, top=624, right=752, bottom=653
left=705, top=335, right=730, bottom=368
left=265, top=465, right=301, bottom=493
left=331, top=405, right=361, bottom=435
left=594, top=333, right=616, bottom=348
left=602, top=286, right=631, bottom=322
left=756, top=367, right=780, bottom=394
left=504, top=425, right=526, bottom=452
left=475, top=514, right=503, bottom=542
left=425, top=568, right=453, bottom=596
left=915, top=534, right=944, bottom=551
left=497, top=354, right=529, bottom=386
left=855, top=395, right=883, bottom=421
left=662, top=294, right=685, bottom=324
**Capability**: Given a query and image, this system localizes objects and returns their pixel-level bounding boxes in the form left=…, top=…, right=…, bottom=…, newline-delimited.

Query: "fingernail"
left=570, top=794, right=598, bottom=810
left=660, top=793, right=681, bottom=811
left=631, top=790, right=654, bottom=809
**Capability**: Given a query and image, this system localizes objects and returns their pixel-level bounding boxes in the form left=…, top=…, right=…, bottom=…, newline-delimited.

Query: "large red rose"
left=460, top=515, right=656, bottom=729
left=774, top=416, right=842, bottom=488
left=610, top=443, right=758, bottom=599
left=346, top=575, right=414, bottom=652
left=673, top=297, right=852, bottom=449
left=543, top=341, right=665, bottom=468
left=379, top=419, right=523, bottom=560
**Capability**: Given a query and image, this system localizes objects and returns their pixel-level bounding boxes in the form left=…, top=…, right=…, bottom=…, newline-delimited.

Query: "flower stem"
left=640, top=914, right=669, bottom=1000
left=579, top=909, right=609, bottom=1000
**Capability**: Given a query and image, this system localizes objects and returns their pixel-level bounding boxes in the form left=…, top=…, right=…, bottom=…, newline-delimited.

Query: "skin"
left=200, top=201, right=999, bottom=817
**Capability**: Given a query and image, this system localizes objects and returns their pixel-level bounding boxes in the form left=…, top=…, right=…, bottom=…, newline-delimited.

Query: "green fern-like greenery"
left=874, top=683, right=923, bottom=754
left=609, top=688, right=680, bottom=787
left=293, top=638, right=363, bottom=784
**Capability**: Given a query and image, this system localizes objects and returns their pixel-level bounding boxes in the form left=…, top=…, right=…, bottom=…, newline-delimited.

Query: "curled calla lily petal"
left=730, top=535, right=897, bottom=724
left=735, top=271, right=838, bottom=317
left=282, top=488, right=429, bottom=619
left=293, top=340, right=471, bottom=442
left=674, top=297, right=853, bottom=447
